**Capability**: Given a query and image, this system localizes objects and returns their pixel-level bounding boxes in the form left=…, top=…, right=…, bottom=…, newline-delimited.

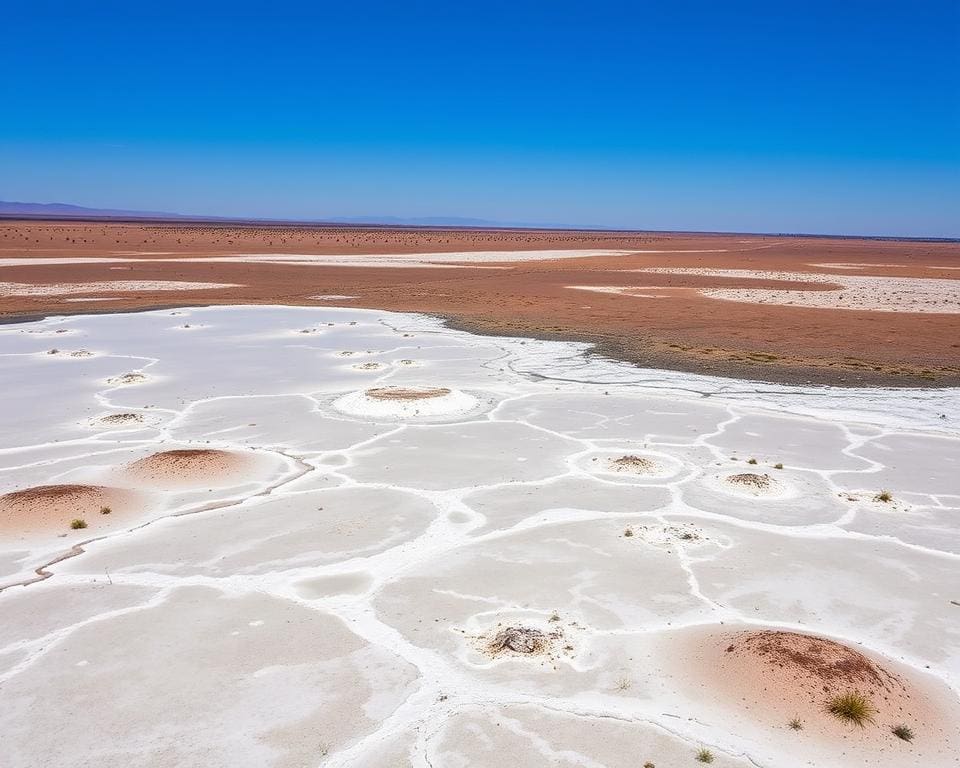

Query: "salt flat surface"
left=611, top=267, right=960, bottom=312
left=0, top=304, right=958, bottom=768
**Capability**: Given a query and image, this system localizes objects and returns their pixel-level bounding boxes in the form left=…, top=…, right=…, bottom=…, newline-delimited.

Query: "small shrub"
left=891, top=724, right=914, bottom=742
left=624, top=527, right=634, bottom=537
left=644, top=763, right=656, bottom=768
left=70, top=518, right=87, bottom=530
left=826, top=691, right=877, bottom=727
left=696, top=748, right=714, bottom=763
left=774, top=462, right=784, bottom=470
left=747, top=458, right=758, bottom=465
left=614, top=677, right=631, bottom=691
left=788, top=716, right=803, bottom=730
left=875, top=489, right=893, bottom=503
left=100, top=506, right=111, bottom=515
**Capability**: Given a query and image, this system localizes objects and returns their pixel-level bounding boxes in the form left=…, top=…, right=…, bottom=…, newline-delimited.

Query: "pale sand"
left=152, top=248, right=633, bottom=268
left=623, top=268, right=960, bottom=313
left=0, top=304, right=957, bottom=768
left=0, top=280, right=240, bottom=296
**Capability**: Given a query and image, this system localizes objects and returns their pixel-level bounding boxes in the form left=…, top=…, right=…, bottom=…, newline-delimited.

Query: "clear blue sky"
left=2, top=1, right=958, bottom=236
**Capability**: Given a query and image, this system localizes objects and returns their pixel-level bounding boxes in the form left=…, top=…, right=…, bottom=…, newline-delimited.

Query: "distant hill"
left=0, top=200, right=596, bottom=230
left=0, top=200, right=186, bottom=219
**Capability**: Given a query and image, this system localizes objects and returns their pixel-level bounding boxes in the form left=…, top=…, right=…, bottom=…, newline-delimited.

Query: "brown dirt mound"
left=608, top=455, right=657, bottom=473
left=365, top=387, right=451, bottom=401
left=99, top=413, right=144, bottom=426
left=724, top=630, right=896, bottom=692
left=726, top=472, right=773, bottom=490
left=676, top=626, right=960, bottom=759
left=123, top=449, right=257, bottom=489
left=0, top=484, right=142, bottom=538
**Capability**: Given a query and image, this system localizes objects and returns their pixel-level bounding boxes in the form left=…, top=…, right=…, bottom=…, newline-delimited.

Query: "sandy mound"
left=365, top=387, right=451, bottom=401
left=679, top=628, right=959, bottom=756
left=713, top=471, right=787, bottom=498
left=727, top=472, right=773, bottom=490
left=608, top=454, right=658, bottom=474
left=98, top=413, right=145, bottom=426
left=122, top=449, right=259, bottom=490
left=0, top=484, right=142, bottom=538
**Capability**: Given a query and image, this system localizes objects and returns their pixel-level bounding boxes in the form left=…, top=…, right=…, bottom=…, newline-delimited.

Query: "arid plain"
left=1, top=219, right=959, bottom=767
left=3, top=220, right=960, bottom=386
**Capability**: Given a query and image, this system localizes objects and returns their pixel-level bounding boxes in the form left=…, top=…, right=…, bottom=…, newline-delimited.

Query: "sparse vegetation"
left=623, top=527, right=634, bottom=537
left=747, top=458, right=757, bottom=465
left=695, top=748, right=714, bottom=763
left=100, top=505, right=111, bottom=515
left=788, top=716, right=803, bottom=730
left=70, top=518, right=87, bottom=529
left=891, top=724, right=914, bottom=742
left=774, top=462, right=784, bottom=470
left=644, top=763, right=655, bottom=768
left=826, top=691, right=877, bottom=727
left=875, top=489, right=893, bottom=503
left=614, top=676, right=631, bottom=691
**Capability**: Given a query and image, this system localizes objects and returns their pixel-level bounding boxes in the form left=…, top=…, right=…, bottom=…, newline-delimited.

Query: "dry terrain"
left=2, top=219, right=959, bottom=386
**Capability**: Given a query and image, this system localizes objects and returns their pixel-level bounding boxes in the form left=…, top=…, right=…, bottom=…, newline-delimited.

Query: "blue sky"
left=2, top=1, right=958, bottom=236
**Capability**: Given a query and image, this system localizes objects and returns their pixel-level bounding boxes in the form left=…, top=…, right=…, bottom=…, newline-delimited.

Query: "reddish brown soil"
left=2, top=220, right=959, bottom=386
left=675, top=627, right=960, bottom=760
left=724, top=630, right=896, bottom=692
left=0, top=483, right=142, bottom=538
left=122, top=448, right=256, bottom=488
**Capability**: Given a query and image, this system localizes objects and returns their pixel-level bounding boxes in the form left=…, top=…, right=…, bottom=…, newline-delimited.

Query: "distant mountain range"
left=0, top=200, right=593, bottom=230
left=0, top=200, right=188, bottom=219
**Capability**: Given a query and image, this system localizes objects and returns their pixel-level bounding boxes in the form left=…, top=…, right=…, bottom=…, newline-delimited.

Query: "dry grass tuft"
left=891, top=724, right=914, bottom=742
left=826, top=691, right=877, bottom=727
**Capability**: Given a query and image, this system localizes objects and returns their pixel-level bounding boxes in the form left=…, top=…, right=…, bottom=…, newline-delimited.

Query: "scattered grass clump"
left=70, top=518, right=87, bottom=530
left=100, top=505, right=111, bottom=515
left=614, top=676, right=631, bottom=691
left=891, top=724, right=914, bottom=742
left=747, top=458, right=758, bottom=465
left=788, top=716, right=803, bottom=730
left=695, top=748, right=714, bottom=763
left=826, top=691, right=877, bottom=727
left=875, top=489, right=893, bottom=503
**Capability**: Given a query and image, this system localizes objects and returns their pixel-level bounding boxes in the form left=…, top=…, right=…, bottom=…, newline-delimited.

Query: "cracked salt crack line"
left=1, top=303, right=958, bottom=768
